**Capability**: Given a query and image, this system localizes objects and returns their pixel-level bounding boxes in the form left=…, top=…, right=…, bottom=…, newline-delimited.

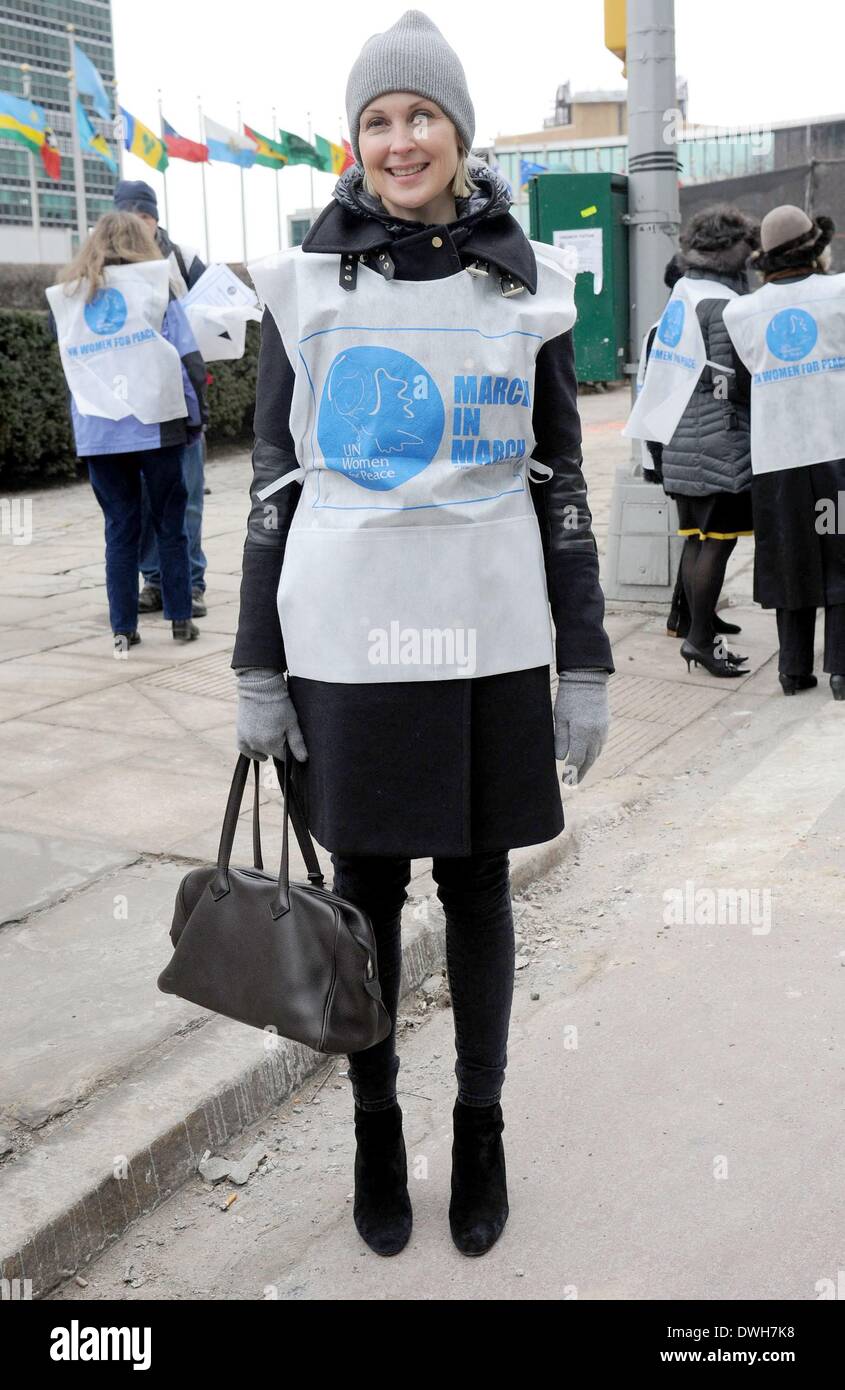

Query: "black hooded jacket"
left=231, top=161, right=613, bottom=675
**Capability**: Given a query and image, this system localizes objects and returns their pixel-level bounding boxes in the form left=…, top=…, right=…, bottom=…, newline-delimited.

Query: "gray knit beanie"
left=345, top=9, right=475, bottom=166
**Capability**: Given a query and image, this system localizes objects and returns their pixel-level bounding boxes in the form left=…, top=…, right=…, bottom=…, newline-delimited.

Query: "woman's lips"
left=385, top=162, right=430, bottom=181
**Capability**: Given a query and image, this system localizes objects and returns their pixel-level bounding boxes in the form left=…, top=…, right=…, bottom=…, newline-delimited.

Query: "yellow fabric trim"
left=677, top=527, right=754, bottom=540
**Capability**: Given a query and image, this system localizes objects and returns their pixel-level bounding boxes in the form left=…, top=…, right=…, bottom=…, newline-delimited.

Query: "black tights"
left=680, top=535, right=737, bottom=648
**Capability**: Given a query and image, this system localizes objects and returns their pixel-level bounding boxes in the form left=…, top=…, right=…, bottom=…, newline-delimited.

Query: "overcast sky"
left=113, top=0, right=845, bottom=265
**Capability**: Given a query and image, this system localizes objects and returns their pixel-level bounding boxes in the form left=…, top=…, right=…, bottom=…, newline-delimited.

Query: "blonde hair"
left=363, top=145, right=479, bottom=202
left=58, top=211, right=163, bottom=303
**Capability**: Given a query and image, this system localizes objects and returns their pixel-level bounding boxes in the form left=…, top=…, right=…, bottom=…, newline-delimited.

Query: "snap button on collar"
left=431, top=236, right=443, bottom=248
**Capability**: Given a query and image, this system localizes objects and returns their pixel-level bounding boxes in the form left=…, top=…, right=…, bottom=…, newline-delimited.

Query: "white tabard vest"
left=249, top=241, right=576, bottom=684
left=722, top=272, right=845, bottom=475
left=46, top=260, right=186, bottom=425
left=623, top=276, right=738, bottom=446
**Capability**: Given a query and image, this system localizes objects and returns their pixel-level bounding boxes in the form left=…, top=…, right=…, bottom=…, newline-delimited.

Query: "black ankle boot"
left=449, top=1099, right=509, bottom=1256
left=353, top=1101, right=412, bottom=1256
left=780, top=673, right=818, bottom=695
left=831, top=674, right=845, bottom=701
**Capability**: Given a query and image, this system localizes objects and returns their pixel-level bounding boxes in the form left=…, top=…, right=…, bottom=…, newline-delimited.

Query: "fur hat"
left=679, top=204, right=759, bottom=275
left=751, top=205, right=835, bottom=274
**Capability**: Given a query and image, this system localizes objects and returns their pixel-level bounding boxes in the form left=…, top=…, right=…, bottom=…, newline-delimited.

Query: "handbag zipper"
left=320, top=911, right=341, bottom=1051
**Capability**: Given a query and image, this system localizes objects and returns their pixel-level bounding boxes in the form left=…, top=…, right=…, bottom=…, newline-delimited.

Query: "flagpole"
left=237, top=101, right=247, bottom=264
left=113, top=79, right=124, bottom=177
left=157, top=89, right=170, bottom=228
left=306, top=110, right=315, bottom=218
left=198, top=96, right=210, bottom=263
left=20, top=65, right=42, bottom=261
left=66, top=24, right=88, bottom=250
left=106, top=0, right=123, bottom=178
left=272, top=104, right=282, bottom=250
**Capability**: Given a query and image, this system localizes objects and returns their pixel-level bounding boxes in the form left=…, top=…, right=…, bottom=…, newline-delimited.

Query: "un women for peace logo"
left=657, top=298, right=685, bottom=348
left=317, top=346, right=444, bottom=490
left=84, top=288, right=128, bottom=335
left=766, top=308, right=818, bottom=362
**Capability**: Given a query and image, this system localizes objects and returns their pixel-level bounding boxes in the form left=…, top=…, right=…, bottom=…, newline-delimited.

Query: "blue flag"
left=520, top=158, right=549, bottom=187
left=74, top=42, right=111, bottom=121
left=76, top=97, right=118, bottom=172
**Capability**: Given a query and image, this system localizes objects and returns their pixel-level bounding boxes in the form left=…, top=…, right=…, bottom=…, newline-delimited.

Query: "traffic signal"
left=604, top=0, right=626, bottom=74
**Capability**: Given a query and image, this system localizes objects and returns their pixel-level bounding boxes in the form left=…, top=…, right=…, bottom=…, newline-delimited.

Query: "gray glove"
left=554, top=669, right=610, bottom=784
left=235, top=666, right=308, bottom=763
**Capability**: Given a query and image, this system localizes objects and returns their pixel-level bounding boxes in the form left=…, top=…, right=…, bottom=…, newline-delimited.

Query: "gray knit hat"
left=345, top=9, right=475, bottom=167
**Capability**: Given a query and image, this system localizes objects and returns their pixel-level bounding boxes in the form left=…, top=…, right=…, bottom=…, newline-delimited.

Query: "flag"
left=243, top=123, right=288, bottom=169
left=204, top=116, right=256, bottom=167
left=162, top=116, right=208, bottom=163
left=73, top=42, right=111, bottom=121
left=41, top=125, right=61, bottom=180
left=277, top=128, right=322, bottom=169
left=76, top=97, right=118, bottom=172
left=314, top=133, right=354, bottom=175
left=0, top=89, right=47, bottom=156
left=519, top=158, right=549, bottom=188
left=119, top=105, right=168, bottom=172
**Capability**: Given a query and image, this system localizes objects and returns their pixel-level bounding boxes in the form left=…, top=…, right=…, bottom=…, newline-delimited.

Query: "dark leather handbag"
left=157, top=747, right=392, bottom=1054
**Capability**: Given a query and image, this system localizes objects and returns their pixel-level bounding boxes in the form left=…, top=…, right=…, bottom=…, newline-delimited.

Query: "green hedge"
left=0, top=308, right=259, bottom=489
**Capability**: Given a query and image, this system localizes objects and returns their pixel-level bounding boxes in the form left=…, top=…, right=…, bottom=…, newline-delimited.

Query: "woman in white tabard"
left=723, top=206, right=845, bottom=698
left=232, top=10, right=614, bottom=1257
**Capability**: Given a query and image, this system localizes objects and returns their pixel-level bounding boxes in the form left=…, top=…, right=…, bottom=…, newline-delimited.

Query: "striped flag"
left=204, top=116, right=256, bottom=167
left=314, top=133, right=355, bottom=175
left=119, top=106, right=169, bottom=172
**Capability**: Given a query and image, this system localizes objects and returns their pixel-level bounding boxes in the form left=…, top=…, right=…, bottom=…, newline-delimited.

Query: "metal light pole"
left=66, top=24, right=88, bottom=249
left=20, top=65, right=42, bottom=262
left=603, top=0, right=682, bottom=603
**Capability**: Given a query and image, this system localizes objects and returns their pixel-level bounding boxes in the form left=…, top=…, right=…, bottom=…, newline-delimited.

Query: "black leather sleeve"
left=230, top=308, right=302, bottom=671
left=529, top=330, right=614, bottom=674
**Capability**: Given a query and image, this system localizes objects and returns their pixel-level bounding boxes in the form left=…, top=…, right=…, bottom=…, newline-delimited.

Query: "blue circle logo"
left=766, top=308, right=818, bottom=362
left=317, top=347, right=444, bottom=491
left=84, top=288, right=127, bottom=335
left=657, top=298, right=685, bottom=348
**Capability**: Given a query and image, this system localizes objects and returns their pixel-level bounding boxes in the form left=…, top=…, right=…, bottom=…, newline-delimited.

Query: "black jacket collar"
left=301, top=161, right=538, bottom=294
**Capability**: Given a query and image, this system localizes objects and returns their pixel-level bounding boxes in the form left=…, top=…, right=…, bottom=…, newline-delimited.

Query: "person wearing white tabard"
left=229, top=10, right=615, bottom=1259
left=47, top=212, right=207, bottom=650
left=723, top=206, right=845, bottom=699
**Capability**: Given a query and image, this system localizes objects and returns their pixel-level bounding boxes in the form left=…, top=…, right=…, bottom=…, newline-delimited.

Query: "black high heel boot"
left=779, top=673, right=818, bottom=695
left=449, top=1099, right=509, bottom=1256
left=352, top=1101, right=412, bottom=1256
left=680, top=640, right=744, bottom=678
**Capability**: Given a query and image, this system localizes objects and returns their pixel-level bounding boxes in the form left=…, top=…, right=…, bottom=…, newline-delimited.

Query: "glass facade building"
left=0, top=0, right=117, bottom=238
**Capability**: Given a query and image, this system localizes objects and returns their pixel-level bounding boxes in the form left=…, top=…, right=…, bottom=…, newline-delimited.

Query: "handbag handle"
left=211, top=749, right=324, bottom=908
left=270, top=744, right=325, bottom=917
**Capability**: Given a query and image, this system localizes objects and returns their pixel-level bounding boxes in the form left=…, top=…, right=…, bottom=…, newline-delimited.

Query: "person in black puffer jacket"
left=646, top=206, right=759, bottom=673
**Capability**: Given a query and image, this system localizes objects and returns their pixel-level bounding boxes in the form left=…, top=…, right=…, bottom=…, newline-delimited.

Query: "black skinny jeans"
left=331, top=849, right=515, bottom=1111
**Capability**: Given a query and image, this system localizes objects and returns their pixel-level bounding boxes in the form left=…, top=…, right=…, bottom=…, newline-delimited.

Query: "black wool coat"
left=232, top=164, right=614, bottom=858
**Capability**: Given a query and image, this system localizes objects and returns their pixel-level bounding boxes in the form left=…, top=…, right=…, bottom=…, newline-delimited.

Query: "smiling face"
left=358, top=91, right=462, bottom=224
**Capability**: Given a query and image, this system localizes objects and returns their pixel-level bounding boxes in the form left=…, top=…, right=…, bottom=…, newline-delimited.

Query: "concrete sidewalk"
left=0, top=386, right=781, bottom=1297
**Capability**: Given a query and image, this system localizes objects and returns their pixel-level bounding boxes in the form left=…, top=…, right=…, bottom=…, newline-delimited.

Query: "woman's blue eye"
left=367, top=111, right=433, bottom=128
